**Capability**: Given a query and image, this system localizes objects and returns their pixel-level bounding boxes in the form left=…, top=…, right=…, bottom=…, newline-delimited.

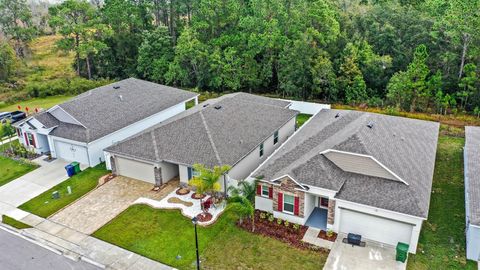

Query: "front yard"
left=93, top=205, right=327, bottom=270
left=0, top=155, right=37, bottom=187
left=407, top=136, right=477, bottom=270
left=18, top=163, right=108, bottom=218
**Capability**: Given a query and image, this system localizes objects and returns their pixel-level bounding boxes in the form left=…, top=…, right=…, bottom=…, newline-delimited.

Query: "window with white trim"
left=27, top=133, right=34, bottom=146
left=261, top=185, right=269, bottom=197
left=259, top=143, right=264, bottom=157
left=283, top=194, right=294, bottom=214
left=273, top=130, right=279, bottom=145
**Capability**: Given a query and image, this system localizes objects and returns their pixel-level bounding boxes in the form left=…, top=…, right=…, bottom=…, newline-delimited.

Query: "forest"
left=0, top=0, right=479, bottom=114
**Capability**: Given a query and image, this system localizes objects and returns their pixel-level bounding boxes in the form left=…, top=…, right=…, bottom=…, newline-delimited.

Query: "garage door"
left=54, top=140, right=89, bottom=165
left=339, top=208, right=413, bottom=247
left=116, top=157, right=155, bottom=184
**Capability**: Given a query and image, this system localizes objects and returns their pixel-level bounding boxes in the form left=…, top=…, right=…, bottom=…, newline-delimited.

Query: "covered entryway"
left=305, top=207, right=328, bottom=230
left=338, top=208, right=414, bottom=247
left=53, top=140, right=89, bottom=165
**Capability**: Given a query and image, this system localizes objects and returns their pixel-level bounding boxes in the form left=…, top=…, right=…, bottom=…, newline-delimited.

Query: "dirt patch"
left=167, top=197, right=193, bottom=207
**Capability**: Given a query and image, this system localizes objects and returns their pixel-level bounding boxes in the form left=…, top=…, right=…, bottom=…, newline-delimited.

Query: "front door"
left=319, top=197, right=329, bottom=208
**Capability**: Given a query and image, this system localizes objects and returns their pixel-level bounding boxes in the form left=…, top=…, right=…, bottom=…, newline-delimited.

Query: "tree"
left=0, top=42, right=17, bottom=81
left=137, top=26, right=174, bottom=83
left=458, top=63, right=478, bottom=110
left=188, top=163, right=231, bottom=209
left=0, top=0, right=36, bottom=57
left=49, top=0, right=111, bottom=79
left=0, top=120, right=16, bottom=152
left=227, top=195, right=255, bottom=232
left=337, top=43, right=367, bottom=105
left=227, top=180, right=257, bottom=203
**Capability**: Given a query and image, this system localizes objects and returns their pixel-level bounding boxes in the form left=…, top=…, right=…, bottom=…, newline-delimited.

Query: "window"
left=188, top=167, right=200, bottom=180
left=283, top=194, right=295, bottom=214
left=259, top=143, right=264, bottom=157
left=273, top=130, right=279, bottom=145
left=27, top=133, right=35, bottom=146
left=261, top=185, right=269, bottom=197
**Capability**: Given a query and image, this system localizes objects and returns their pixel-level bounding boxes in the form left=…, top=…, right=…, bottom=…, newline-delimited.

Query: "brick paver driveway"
left=49, top=176, right=177, bottom=234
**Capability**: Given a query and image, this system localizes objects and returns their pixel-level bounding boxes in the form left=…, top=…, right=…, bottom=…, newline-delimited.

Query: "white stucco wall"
left=228, top=116, right=296, bottom=181
left=16, top=120, right=50, bottom=154
left=333, top=199, right=423, bottom=254
left=161, top=161, right=179, bottom=181
left=467, top=224, right=480, bottom=261
left=255, top=196, right=273, bottom=212
left=303, top=193, right=316, bottom=221
left=273, top=210, right=305, bottom=224
left=179, top=164, right=189, bottom=184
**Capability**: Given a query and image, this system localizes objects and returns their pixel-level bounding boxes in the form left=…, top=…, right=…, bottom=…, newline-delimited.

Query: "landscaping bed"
left=237, top=210, right=322, bottom=251
left=318, top=230, right=337, bottom=242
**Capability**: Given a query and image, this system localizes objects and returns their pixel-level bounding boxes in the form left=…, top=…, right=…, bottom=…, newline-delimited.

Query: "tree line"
left=0, top=0, right=479, bottom=114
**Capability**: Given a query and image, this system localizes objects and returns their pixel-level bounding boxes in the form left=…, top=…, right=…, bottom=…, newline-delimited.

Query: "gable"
left=49, top=106, right=83, bottom=126
left=321, top=149, right=407, bottom=185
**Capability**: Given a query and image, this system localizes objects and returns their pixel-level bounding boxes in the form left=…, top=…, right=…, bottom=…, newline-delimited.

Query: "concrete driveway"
left=323, top=235, right=407, bottom=270
left=0, top=156, right=86, bottom=213
left=49, top=176, right=177, bottom=235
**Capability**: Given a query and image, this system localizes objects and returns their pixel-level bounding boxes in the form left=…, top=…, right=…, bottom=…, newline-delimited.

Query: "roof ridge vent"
left=113, top=85, right=120, bottom=89
left=335, top=113, right=341, bottom=118
left=367, top=121, right=374, bottom=129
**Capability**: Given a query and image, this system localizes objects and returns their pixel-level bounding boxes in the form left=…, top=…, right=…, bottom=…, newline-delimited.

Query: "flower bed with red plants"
left=196, top=212, right=212, bottom=222
left=237, top=210, right=325, bottom=251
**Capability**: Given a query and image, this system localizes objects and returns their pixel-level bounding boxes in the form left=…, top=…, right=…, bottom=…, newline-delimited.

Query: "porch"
left=305, top=207, right=328, bottom=230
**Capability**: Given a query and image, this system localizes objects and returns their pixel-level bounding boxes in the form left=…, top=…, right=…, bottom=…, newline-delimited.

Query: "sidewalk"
left=2, top=209, right=174, bottom=270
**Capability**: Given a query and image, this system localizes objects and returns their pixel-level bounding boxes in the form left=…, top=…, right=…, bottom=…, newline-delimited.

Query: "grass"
left=18, top=163, right=108, bottom=218
left=0, top=95, right=73, bottom=112
left=407, top=136, right=477, bottom=270
left=1, top=215, right=32, bottom=229
left=0, top=155, right=37, bottom=187
left=185, top=99, right=196, bottom=110
left=93, top=206, right=327, bottom=270
left=296, top=113, right=313, bottom=128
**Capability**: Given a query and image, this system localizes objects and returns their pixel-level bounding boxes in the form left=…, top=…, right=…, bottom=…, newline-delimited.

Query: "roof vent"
left=203, top=104, right=209, bottom=108
left=335, top=113, right=341, bottom=118
left=113, top=86, right=120, bottom=89
left=367, top=121, right=374, bottom=129
left=118, top=95, right=123, bottom=101
left=214, top=105, right=222, bottom=110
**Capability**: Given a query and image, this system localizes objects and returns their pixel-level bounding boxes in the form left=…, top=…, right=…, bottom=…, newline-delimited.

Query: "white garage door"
left=54, top=140, right=89, bottom=165
left=116, top=157, right=155, bottom=184
left=339, top=208, right=413, bottom=247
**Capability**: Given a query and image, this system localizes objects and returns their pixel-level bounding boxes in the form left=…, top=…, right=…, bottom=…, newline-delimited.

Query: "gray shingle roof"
left=34, top=78, right=197, bottom=143
left=254, top=109, right=439, bottom=218
left=106, top=93, right=298, bottom=168
left=465, top=126, right=480, bottom=226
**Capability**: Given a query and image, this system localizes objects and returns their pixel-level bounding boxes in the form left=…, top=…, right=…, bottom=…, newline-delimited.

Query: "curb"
left=81, top=256, right=106, bottom=269
left=0, top=224, right=62, bottom=255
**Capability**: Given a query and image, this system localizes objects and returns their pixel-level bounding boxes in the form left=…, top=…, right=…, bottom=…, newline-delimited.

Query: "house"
left=14, top=78, right=198, bottom=166
left=464, top=126, right=480, bottom=261
left=104, top=93, right=298, bottom=189
left=251, top=109, right=439, bottom=253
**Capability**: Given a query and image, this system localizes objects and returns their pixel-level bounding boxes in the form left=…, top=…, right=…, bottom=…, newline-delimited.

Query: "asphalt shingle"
left=465, top=126, right=480, bottom=226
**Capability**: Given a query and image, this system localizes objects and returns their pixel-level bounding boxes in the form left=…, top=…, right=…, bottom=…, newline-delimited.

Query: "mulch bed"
left=237, top=210, right=326, bottom=252
left=196, top=212, right=213, bottom=222
left=191, top=192, right=206, bottom=199
left=318, top=230, right=337, bottom=242
left=176, top=187, right=190, bottom=195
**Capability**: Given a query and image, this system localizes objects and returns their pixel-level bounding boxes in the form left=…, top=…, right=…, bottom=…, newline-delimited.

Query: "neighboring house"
left=251, top=109, right=439, bottom=254
left=14, top=78, right=198, bottom=166
left=465, top=126, right=480, bottom=261
left=104, top=93, right=298, bottom=189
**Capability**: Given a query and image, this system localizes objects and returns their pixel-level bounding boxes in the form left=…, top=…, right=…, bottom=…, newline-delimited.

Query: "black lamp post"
left=191, top=216, right=200, bottom=270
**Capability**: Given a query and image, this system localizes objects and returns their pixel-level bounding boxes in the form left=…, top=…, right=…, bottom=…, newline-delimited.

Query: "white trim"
left=270, top=174, right=308, bottom=190
left=320, top=149, right=409, bottom=185
left=334, top=198, right=427, bottom=221
left=282, top=193, right=295, bottom=215
left=260, top=184, right=270, bottom=198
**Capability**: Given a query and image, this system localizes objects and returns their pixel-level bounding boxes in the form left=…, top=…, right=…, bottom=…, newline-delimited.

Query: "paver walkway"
left=302, top=227, right=334, bottom=249
left=1, top=209, right=174, bottom=270
left=0, top=156, right=85, bottom=209
left=50, top=176, right=177, bottom=234
left=323, top=233, right=407, bottom=270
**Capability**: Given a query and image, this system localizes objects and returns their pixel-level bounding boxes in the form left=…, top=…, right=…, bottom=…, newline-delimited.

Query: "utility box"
left=52, top=191, right=60, bottom=199
left=396, top=242, right=409, bottom=263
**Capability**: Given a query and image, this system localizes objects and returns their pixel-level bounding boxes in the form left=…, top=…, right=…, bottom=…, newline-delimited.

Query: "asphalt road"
left=0, top=228, right=99, bottom=270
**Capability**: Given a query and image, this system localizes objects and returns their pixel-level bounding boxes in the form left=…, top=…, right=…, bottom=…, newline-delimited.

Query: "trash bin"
left=71, top=161, right=81, bottom=174
left=396, top=242, right=409, bottom=263
left=65, top=164, right=75, bottom=177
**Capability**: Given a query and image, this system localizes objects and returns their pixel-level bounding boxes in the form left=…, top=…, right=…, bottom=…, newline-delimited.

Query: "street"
left=0, top=228, right=99, bottom=270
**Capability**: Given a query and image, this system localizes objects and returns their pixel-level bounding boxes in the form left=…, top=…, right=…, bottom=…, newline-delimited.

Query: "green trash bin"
left=71, top=161, right=81, bottom=174
left=396, top=242, right=409, bottom=263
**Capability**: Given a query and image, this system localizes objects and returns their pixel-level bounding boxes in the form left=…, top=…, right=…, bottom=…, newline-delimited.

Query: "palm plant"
left=227, top=179, right=257, bottom=203
left=228, top=195, right=255, bottom=232
left=188, top=163, right=231, bottom=209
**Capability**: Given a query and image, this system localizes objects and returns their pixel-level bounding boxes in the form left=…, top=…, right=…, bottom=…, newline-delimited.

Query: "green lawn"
left=296, top=113, right=313, bottom=128
left=0, top=155, right=37, bottom=187
left=1, top=215, right=32, bottom=229
left=93, top=206, right=327, bottom=270
left=19, top=163, right=108, bottom=218
left=407, top=136, right=476, bottom=270
left=0, top=95, right=73, bottom=112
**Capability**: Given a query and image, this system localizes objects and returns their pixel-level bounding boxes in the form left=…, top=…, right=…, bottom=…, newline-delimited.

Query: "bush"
left=276, top=218, right=283, bottom=225
left=259, top=212, right=267, bottom=219
left=26, top=78, right=112, bottom=98
left=268, top=214, right=274, bottom=222
left=292, top=223, right=300, bottom=230
left=284, top=220, right=289, bottom=228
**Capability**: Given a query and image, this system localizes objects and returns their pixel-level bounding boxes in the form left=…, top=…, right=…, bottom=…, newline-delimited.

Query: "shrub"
left=292, top=223, right=300, bottom=230
left=326, top=229, right=334, bottom=238
left=259, top=212, right=267, bottom=219
left=276, top=218, right=283, bottom=225
left=267, top=214, right=274, bottom=222
left=284, top=220, right=289, bottom=228
left=26, top=78, right=112, bottom=98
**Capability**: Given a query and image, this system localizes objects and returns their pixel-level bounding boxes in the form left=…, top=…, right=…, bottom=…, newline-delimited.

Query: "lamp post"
left=191, top=216, right=200, bottom=270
